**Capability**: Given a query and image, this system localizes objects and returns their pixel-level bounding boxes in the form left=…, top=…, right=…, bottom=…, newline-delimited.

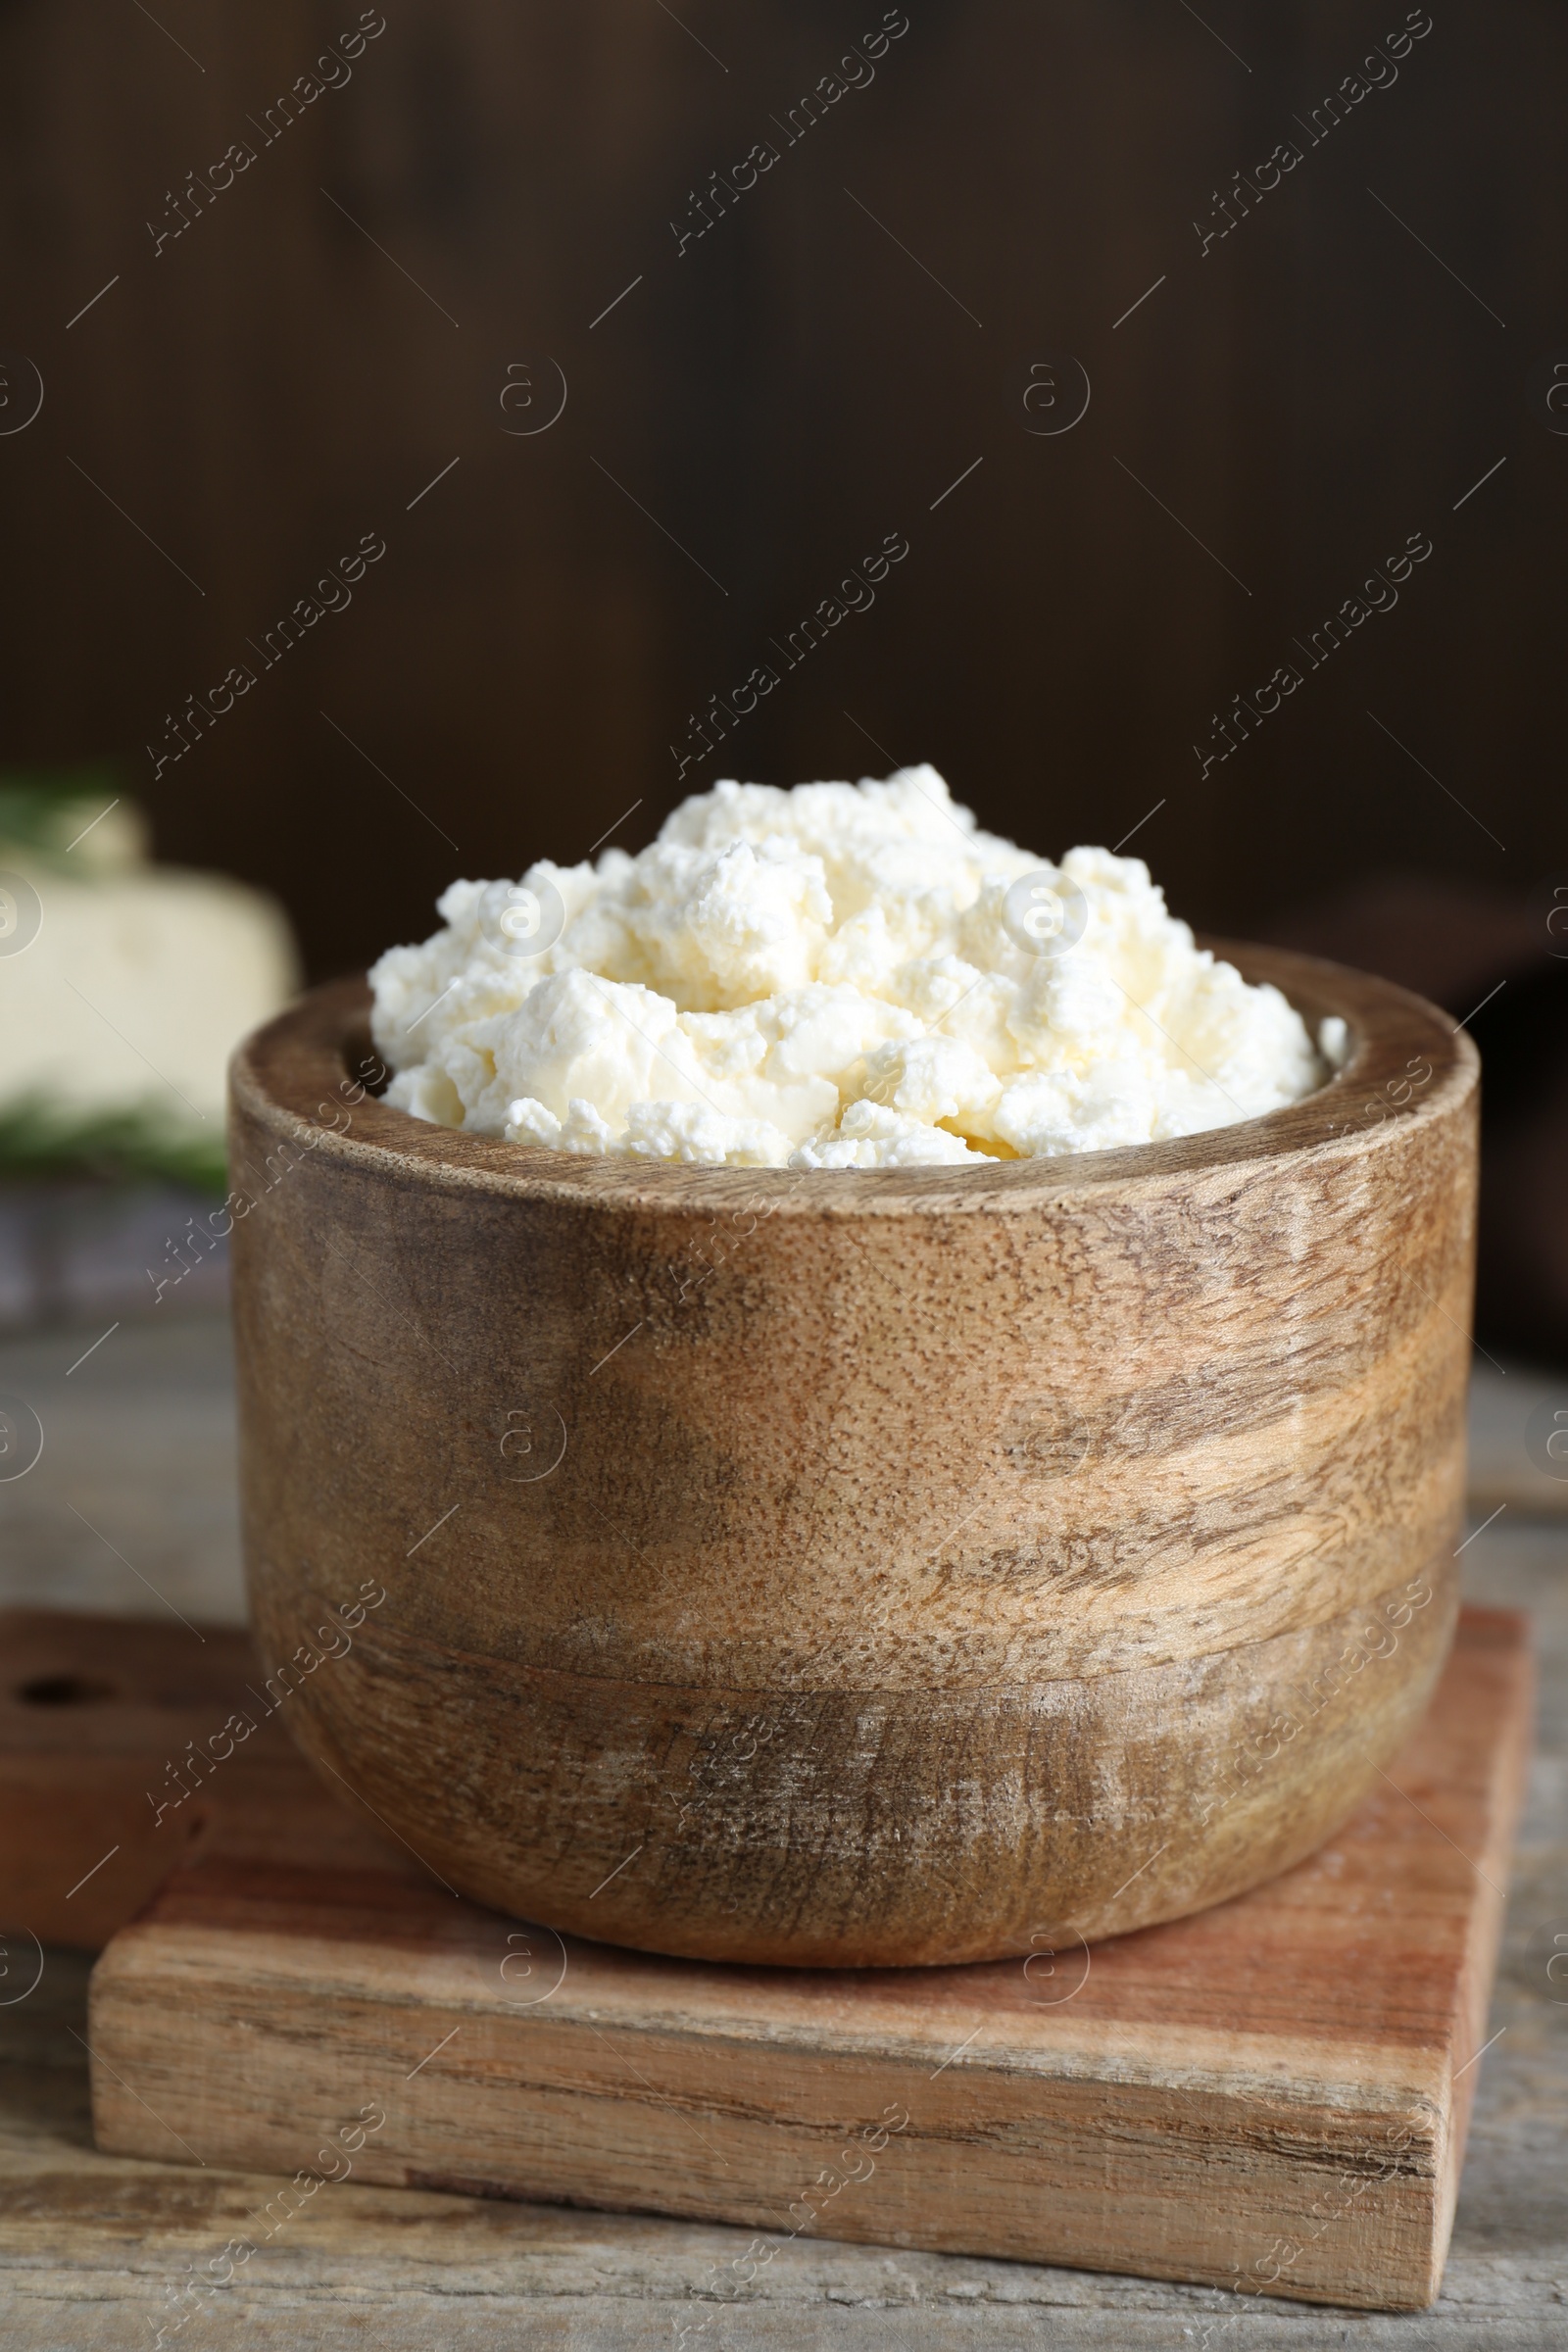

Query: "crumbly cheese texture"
left=369, top=769, right=1324, bottom=1168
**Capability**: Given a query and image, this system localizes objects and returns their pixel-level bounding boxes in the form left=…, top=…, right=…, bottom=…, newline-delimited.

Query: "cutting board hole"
left=15, top=1673, right=119, bottom=1707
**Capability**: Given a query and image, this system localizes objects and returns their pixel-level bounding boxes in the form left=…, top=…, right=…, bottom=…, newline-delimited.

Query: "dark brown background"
left=0, top=0, right=1561, bottom=981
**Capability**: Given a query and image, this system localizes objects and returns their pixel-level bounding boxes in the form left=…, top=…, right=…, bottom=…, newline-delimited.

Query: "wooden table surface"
left=1, top=1308, right=1566, bottom=2348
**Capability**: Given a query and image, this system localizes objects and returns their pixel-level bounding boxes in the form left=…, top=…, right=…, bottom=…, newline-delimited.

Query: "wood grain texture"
left=0, top=1610, right=404, bottom=1950
left=0, top=1363, right=1554, bottom=2351
left=2, top=1539, right=1561, bottom=2352
left=83, top=1608, right=1532, bottom=2316
left=1, top=2, right=1562, bottom=986
left=225, top=948, right=1478, bottom=1966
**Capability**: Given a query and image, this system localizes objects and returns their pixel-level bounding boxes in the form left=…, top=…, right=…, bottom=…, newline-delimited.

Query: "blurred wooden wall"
left=0, top=0, right=1562, bottom=976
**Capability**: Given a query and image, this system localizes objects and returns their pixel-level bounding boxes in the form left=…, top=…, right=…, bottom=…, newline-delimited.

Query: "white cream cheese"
left=369, top=768, right=1324, bottom=1167
left=0, top=811, right=297, bottom=1134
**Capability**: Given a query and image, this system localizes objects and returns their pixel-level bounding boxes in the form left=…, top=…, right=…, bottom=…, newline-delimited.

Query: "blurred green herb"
left=0, top=1098, right=226, bottom=1194
left=0, top=763, right=129, bottom=870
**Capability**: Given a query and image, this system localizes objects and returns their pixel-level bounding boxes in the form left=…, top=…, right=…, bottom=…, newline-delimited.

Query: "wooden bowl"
left=230, top=947, right=1476, bottom=1967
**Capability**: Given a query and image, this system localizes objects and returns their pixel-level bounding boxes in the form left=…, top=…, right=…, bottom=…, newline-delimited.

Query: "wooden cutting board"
left=0, top=1609, right=402, bottom=1949
left=0, top=1606, right=1532, bottom=2314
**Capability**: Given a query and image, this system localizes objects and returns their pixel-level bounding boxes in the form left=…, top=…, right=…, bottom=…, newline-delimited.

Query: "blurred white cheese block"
left=0, top=859, right=298, bottom=1126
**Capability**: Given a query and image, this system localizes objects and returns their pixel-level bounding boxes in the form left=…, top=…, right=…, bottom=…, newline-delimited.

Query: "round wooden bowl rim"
left=231, top=943, right=1476, bottom=1216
